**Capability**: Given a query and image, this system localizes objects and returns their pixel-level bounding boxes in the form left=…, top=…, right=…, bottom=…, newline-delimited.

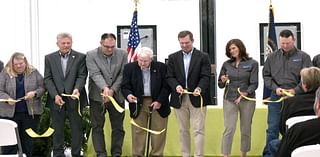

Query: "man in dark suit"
left=86, top=33, right=127, bottom=157
left=166, top=30, right=211, bottom=157
left=44, top=32, right=88, bottom=157
left=121, top=47, right=171, bottom=157
left=0, top=60, right=3, bottom=71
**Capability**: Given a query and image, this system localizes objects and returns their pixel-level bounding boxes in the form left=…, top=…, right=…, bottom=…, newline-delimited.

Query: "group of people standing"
left=262, top=30, right=320, bottom=157
left=0, top=28, right=318, bottom=157
left=218, top=29, right=320, bottom=157
left=0, top=30, right=210, bottom=157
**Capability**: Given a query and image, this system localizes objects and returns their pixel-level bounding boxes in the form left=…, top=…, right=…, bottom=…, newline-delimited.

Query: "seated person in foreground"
left=276, top=86, right=320, bottom=157
left=279, top=67, right=320, bottom=135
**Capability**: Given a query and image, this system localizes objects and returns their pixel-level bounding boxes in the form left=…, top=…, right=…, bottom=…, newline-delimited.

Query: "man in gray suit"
left=44, top=32, right=88, bottom=157
left=86, top=33, right=128, bottom=157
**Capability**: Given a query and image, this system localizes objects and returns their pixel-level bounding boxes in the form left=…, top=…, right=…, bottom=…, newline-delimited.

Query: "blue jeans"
left=263, top=93, right=282, bottom=157
left=264, top=139, right=281, bottom=157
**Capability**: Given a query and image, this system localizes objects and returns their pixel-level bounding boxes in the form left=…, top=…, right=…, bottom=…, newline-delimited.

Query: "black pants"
left=1, top=113, right=40, bottom=157
left=51, top=98, right=83, bottom=157
left=90, top=99, right=125, bottom=157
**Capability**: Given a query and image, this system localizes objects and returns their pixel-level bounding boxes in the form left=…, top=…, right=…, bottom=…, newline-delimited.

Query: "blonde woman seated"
left=276, top=86, right=320, bottom=157
left=266, top=67, right=320, bottom=156
left=279, top=66, right=320, bottom=135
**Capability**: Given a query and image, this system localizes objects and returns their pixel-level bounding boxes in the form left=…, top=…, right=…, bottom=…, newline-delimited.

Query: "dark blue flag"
left=263, top=4, right=278, bottom=100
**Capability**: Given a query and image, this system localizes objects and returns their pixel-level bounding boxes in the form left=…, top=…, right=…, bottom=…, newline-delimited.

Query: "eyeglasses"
left=102, top=45, right=115, bottom=49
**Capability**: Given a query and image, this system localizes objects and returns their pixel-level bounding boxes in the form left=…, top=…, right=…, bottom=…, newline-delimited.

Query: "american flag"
left=127, top=10, right=141, bottom=63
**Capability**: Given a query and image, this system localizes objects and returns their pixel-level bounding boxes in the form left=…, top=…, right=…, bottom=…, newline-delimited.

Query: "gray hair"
left=57, top=32, right=72, bottom=41
left=138, top=47, right=153, bottom=59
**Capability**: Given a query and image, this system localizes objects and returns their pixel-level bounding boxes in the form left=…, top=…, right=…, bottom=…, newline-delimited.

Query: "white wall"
left=0, top=0, right=200, bottom=72
left=1, top=0, right=320, bottom=105
left=0, top=0, right=32, bottom=66
left=37, top=0, right=200, bottom=74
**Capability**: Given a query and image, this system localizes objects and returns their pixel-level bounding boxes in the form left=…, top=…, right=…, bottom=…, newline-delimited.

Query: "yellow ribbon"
left=0, top=98, right=36, bottom=118
left=181, top=89, right=204, bottom=112
left=130, top=119, right=166, bottom=135
left=237, top=88, right=294, bottom=103
left=25, top=127, right=54, bottom=138
left=61, top=93, right=82, bottom=116
left=0, top=98, right=21, bottom=103
left=281, top=89, right=295, bottom=97
left=100, top=94, right=124, bottom=113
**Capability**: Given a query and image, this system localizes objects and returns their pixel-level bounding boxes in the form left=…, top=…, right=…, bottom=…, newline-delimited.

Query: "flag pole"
left=262, top=1, right=277, bottom=102
left=128, top=0, right=141, bottom=62
left=134, top=0, right=139, bottom=11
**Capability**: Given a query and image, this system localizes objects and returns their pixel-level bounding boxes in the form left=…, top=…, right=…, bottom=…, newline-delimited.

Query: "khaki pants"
left=221, top=99, right=256, bottom=155
left=174, top=94, right=206, bottom=157
left=131, top=97, right=168, bottom=157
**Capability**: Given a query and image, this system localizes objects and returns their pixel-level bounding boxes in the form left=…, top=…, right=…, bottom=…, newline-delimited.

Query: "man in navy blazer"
left=44, top=32, right=88, bottom=157
left=167, top=30, right=211, bottom=157
left=121, top=47, right=170, bottom=157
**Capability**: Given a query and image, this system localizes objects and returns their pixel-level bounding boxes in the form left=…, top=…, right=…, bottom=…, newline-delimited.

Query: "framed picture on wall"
left=117, top=25, right=157, bottom=61
left=259, top=22, right=301, bottom=65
